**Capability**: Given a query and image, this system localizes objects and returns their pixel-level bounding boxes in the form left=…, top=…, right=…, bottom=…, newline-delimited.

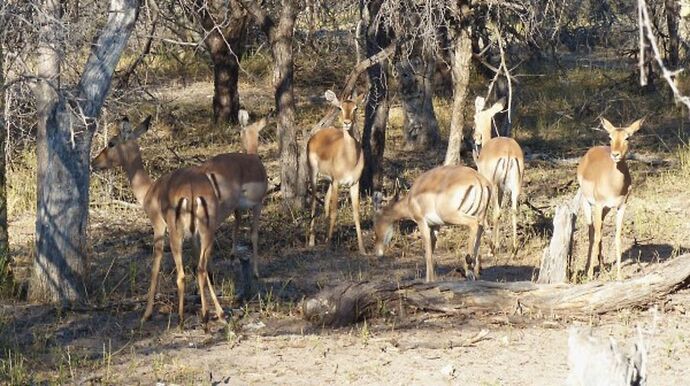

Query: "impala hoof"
left=465, top=270, right=477, bottom=281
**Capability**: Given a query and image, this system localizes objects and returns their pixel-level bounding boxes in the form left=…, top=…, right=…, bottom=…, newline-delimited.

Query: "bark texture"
left=0, top=9, right=9, bottom=291
left=303, top=253, right=690, bottom=327
left=30, top=0, right=140, bottom=303
left=537, top=192, right=580, bottom=284
left=242, top=0, right=302, bottom=206
left=443, top=26, right=472, bottom=166
left=199, top=0, right=248, bottom=124
left=360, top=0, right=390, bottom=195
left=397, top=53, right=440, bottom=150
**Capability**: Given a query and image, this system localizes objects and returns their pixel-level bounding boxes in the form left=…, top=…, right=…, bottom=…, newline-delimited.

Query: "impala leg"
left=468, top=222, right=483, bottom=279
left=614, top=204, right=626, bottom=280
left=430, top=226, right=439, bottom=254
left=582, top=200, right=594, bottom=279
left=324, top=183, right=333, bottom=221
left=510, top=187, right=520, bottom=252
left=591, top=204, right=604, bottom=280
left=250, top=204, right=262, bottom=278
left=307, top=168, right=319, bottom=247
left=418, top=220, right=435, bottom=282
left=490, top=185, right=502, bottom=255
left=349, top=182, right=366, bottom=254
left=143, top=222, right=166, bottom=322
left=168, top=223, right=186, bottom=329
left=199, top=228, right=225, bottom=324
left=232, top=210, right=241, bottom=257
left=600, top=207, right=611, bottom=271
left=326, top=183, right=339, bottom=244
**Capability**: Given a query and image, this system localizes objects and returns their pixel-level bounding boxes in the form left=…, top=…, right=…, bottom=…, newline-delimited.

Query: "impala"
left=577, top=117, right=644, bottom=280
left=92, top=116, right=225, bottom=326
left=307, top=89, right=366, bottom=254
left=472, top=96, right=524, bottom=252
left=373, top=165, right=492, bottom=281
left=199, top=111, right=268, bottom=279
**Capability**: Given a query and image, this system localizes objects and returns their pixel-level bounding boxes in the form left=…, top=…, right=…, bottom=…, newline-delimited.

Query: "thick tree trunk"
left=398, top=53, right=440, bottom=150
left=679, top=1, right=690, bottom=64
left=199, top=0, right=247, bottom=124
left=271, top=3, right=301, bottom=207
left=0, top=13, right=10, bottom=291
left=666, top=0, right=680, bottom=67
left=241, top=0, right=302, bottom=207
left=444, top=26, right=472, bottom=166
left=360, top=0, right=390, bottom=195
left=303, top=253, right=690, bottom=327
left=30, top=0, right=140, bottom=303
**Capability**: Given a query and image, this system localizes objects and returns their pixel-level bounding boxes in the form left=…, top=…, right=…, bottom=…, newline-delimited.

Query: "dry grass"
left=3, top=48, right=690, bottom=384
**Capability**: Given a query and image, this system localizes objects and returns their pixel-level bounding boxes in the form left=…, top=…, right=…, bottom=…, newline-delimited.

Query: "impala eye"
left=107, top=141, right=115, bottom=148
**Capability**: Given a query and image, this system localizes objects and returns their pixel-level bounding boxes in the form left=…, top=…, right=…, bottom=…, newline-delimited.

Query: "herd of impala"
left=91, top=89, right=645, bottom=327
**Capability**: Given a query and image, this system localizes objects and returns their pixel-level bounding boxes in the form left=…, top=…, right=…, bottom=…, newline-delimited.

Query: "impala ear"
left=324, top=89, right=341, bottom=107
left=600, top=117, right=617, bottom=134
left=490, top=97, right=506, bottom=114
left=254, top=117, right=268, bottom=133
left=238, top=109, right=250, bottom=127
left=373, top=191, right=384, bottom=212
left=132, top=115, right=152, bottom=138
left=625, top=117, right=645, bottom=136
left=475, top=96, right=486, bottom=113
left=119, top=117, right=133, bottom=138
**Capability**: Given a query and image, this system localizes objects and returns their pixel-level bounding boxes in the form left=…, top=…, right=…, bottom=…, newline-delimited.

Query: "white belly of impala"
left=425, top=210, right=444, bottom=226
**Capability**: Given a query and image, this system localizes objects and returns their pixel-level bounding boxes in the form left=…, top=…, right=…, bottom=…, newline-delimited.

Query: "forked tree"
left=29, top=0, right=140, bottom=303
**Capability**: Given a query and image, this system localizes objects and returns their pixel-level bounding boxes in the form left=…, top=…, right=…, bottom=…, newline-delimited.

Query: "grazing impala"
left=91, top=116, right=225, bottom=326
left=199, top=111, right=268, bottom=279
left=577, top=117, right=644, bottom=280
left=472, top=96, right=524, bottom=252
left=373, top=165, right=492, bottom=281
left=307, top=89, right=366, bottom=254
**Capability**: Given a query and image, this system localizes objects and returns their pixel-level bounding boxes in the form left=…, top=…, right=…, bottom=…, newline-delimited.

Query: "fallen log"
left=302, top=253, right=690, bottom=327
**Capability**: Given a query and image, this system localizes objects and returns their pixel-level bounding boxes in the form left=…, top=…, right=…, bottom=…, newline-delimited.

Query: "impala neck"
left=479, top=121, right=493, bottom=148
left=121, top=143, right=153, bottom=206
left=381, top=197, right=412, bottom=225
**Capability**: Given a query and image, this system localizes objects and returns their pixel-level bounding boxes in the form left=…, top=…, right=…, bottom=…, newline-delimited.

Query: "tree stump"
left=566, top=327, right=646, bottom=386
left=537, top=190, right=581, bottom=284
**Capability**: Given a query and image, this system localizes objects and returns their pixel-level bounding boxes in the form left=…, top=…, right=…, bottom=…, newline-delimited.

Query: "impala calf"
left=472, top=96, right=524, bottom=252
left=92, top=116, right=225, bottom=326
left=373, top=165, right=492, bottom=281
left=199, top=110, right=268, bottom=280
left=577, top=117, right=644, bottom=280
left=307, top=89, right=366, bottom=254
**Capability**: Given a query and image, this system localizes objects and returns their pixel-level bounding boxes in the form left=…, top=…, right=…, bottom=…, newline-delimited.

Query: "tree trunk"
left=199, top=0, right=247, bottom=125
left=666, top=0, right=680, bottom=67
left=537, top=191, right=580, bottom=284
left=679, top=0, right=690, bottom=64
left=241, top=0, right=302, bottom=206
left=360, top=0, right=390, bottom=195
left=270, top=3, right=301, bottom=207
left=30, top=0, right=140, bottom=303
left=0, top=11, right=10, bottom=291
left=397, top=53, right=440, bottom=150
left=303, top=253, right=690, bottom=327
left=444, top=26, right=472, bottom=166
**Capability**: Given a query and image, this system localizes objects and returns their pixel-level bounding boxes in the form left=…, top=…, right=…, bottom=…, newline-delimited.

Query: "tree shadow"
left=623, top=243, right=690, bottom=264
